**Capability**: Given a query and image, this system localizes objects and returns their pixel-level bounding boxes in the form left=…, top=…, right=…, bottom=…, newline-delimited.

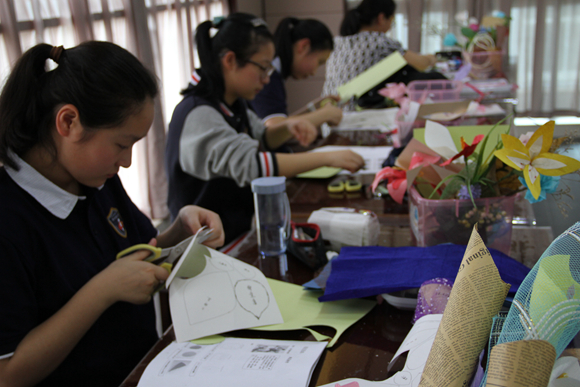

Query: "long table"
left=120, top=175, right=416, bottom=387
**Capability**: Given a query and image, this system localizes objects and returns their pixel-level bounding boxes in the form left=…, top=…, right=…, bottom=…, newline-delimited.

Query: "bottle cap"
left=251, top=176, right=287, bottom=194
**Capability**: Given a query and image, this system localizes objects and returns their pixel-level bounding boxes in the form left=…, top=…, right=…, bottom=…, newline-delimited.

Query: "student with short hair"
left=323, top=0, right=440, bottom=97
left=251, top=17, right=343, bottom=130
left=166, top=13, right=365, bottom=244
left=0, top=41, right=224, bottom=387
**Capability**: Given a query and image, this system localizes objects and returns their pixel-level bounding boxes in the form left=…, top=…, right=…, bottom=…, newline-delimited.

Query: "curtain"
left=0, top=0, right=229, bottom=219
left=390, top=0, right=580, bottom=117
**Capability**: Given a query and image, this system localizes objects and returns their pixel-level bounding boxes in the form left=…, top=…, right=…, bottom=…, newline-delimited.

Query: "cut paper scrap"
left=318, top=314, right=443, bottom=387
left=252, top=279, right=375, bottom=348
left=297, top=166, right=341, bottom=179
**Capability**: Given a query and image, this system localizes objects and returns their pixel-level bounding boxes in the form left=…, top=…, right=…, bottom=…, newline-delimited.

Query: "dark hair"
left=182, top=13, right=273, bottom=101
left=0, top=41, right=158, bottom=170
left=274, top=17, right=334, bottom=79
left=340, top=0, right=396, bottom=36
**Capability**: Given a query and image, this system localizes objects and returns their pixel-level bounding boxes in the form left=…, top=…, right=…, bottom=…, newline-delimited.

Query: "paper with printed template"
left=168, top=242, right=283, bottom=342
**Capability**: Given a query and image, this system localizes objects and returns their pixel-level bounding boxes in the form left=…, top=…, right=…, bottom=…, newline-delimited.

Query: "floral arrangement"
left=373, top=119, right=580, bottom=208
left=373, top=119, right=579, bottom=251
left=443, top=10, right=510, bottom=52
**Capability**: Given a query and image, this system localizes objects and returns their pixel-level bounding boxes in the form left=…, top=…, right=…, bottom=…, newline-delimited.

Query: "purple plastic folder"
left=318, top=245, right=530, bottom=302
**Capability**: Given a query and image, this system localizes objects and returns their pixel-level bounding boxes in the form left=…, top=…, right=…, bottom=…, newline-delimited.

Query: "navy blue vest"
left=165, top=93, right=255, bottom=245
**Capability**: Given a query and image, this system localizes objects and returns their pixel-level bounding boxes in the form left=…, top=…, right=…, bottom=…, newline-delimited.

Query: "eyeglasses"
left=246, top=60, right=275, bottom=78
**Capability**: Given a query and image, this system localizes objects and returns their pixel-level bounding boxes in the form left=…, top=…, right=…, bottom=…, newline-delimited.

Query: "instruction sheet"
left=136, top=337, right=326, bottom=387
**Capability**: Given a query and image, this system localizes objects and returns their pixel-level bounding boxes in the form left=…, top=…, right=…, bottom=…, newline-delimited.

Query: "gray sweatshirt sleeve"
left=178, top=105, right=277, bottom=187
left=247, top=109, right=267, bottom=141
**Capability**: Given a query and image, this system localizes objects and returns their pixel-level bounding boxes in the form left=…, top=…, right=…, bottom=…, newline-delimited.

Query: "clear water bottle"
left=251, top=177, right=291, bottom=257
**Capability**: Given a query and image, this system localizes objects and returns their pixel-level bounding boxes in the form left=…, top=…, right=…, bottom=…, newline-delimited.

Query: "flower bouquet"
left=443, top=11, right=511, bottom=79
left=372, top=119, right=580, bottom=253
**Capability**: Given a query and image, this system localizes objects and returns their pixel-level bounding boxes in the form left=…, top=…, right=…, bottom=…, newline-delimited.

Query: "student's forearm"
left=264, top=121, right=293, bottom=150
left=403, top=51, right=436, bottom=72
left=297, top=109, right=333, bottom=127
left=0, top=281, right=112, bottom=387
left=276, top=152, right=331, bottom=177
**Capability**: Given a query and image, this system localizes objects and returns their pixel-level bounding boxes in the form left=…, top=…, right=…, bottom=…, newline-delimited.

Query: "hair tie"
left=49, top=45, right=64, bottom=63
left=251, top=17, right=267, bottom=28
left=212, top=16, right=225, bottom=28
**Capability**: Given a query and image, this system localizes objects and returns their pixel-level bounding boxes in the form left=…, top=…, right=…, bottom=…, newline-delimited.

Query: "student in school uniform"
left=0, top=41, right=224, bottom=387
left=165, top=13, right=365, bottom=245
left=250, top=17, right=343, bottom=132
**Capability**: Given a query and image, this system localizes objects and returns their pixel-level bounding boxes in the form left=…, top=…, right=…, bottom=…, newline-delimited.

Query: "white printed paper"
left=169, top=243, right=283, bottom=342
left=308, top=145, right=393, bottom=175
left=335, top=108, right=400, bottom=132
left=136, top=338, right=326, bottom=387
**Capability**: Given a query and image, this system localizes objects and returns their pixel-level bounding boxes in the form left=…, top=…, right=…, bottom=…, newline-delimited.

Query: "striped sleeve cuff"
left=256, top=152, right=278, bottom=177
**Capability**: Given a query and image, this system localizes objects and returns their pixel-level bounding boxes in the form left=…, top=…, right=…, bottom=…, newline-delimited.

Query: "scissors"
left=115, top=227, right=213, bottom=272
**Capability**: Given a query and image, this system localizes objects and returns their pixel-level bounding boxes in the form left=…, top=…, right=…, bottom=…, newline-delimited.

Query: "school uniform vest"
left=165, top=92, right=255, bottom=245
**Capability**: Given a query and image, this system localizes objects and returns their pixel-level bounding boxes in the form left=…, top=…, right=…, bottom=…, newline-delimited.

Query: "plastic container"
left=407, top=80, right=463, bottom=103
left=408, top=186, right=516, bottom=255
left=462, top=49, right=504, bottom=80
left=251, top=176, right=291, bottom=257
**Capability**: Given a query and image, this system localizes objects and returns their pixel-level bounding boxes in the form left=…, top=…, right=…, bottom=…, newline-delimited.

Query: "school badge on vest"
left=107, top=208, right=127, bottom=238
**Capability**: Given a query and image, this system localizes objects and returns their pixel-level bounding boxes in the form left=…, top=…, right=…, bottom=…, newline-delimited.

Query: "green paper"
left=338, top=51, right=407, bottom=100
left=414, top=124, right=509, bottom=166
left=191, top=335, right=225, bottom=345
left=252, top=279, right=376, bottom=347
left=530, top=254, right=580, bottom=326
left=296, top=166, right=341, bottom=179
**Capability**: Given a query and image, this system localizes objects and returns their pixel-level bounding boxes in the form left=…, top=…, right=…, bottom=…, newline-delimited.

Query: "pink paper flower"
left=372, top=152, right=441, bottom=204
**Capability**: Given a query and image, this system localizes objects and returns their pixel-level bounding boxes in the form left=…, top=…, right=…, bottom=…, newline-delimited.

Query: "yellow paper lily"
left=494, top=121, right=580, bottom=199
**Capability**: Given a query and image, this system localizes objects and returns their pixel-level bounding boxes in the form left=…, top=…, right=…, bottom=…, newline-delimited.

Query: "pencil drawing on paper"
left=182, top=250, right=271, bottom=325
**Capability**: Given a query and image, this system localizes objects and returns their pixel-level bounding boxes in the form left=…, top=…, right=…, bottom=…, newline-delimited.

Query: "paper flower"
left=440, top=135, right=485, bottom=167
left=518, top=175, right=560, bottom=204
left=371, top=167, right=407, bottom=203
left=518, top=131, right=535, bottom=145
left=494, top=121, right=580, bottom=199
left=372, top=151, right=440, bottom=204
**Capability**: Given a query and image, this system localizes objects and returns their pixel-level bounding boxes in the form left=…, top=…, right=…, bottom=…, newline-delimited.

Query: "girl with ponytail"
left=0, top=41, right=224, bottom=387
left=323, top=0, right=439, bottom=97
left=166, top=13, right=364, bottom=244
left=251, top=17, right=343, bottom=131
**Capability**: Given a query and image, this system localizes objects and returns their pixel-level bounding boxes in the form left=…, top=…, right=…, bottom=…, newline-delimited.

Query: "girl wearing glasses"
left=166, top=13, right=365, bottom=244
left=251, top=17, right=343, bottom=135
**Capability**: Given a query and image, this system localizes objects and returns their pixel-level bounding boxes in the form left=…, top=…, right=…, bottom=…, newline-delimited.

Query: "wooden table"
left=120, top=176, right=415, bottom=387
